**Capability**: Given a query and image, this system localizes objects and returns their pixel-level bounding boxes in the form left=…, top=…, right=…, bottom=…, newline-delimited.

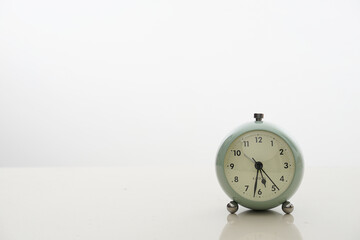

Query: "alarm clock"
left=216, top=113, right=304, bottom=214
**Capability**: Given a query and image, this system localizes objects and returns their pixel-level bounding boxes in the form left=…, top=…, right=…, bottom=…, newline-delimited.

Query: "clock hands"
left=244, top=154, right=279, bottom=196
left=253, top=169, right=259, bottom=197
left=253, top=157, right=268, bottom=187
left=244, top=154, right=267, bottom=188
left=243, top=153, right=256, bottom=164
left=259, top=170, right=266, bottom=187
left=261, top=169, right=280, bottom=191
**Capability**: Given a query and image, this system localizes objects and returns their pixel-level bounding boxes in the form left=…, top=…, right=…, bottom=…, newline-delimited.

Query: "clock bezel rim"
left=216, top=121, right=304, bottom=210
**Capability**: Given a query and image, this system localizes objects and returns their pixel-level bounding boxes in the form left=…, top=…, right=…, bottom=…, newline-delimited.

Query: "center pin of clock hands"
left=244, top=154, right=267, bottom=189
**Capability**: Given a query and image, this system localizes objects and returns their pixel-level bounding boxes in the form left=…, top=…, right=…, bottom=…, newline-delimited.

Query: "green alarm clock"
left=216, top=113, right=304, bottom=214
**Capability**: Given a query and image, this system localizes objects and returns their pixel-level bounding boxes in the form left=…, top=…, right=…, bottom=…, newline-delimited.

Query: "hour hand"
left=260, top=170, right=266, bottom=187
left=261, top=178, right=266, bottom=187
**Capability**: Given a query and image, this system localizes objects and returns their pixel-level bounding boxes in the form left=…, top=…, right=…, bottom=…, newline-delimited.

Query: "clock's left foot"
left=282, top=201, right=294, bottom=214
left=227, top=201, right=238, bottom=214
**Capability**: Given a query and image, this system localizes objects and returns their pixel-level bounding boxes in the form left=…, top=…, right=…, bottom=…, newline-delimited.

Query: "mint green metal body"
left=216, top=121, right=304, bottom=210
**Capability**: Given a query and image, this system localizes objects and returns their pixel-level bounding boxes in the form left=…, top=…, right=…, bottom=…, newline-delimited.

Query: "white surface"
left=0, top=166, right=359, bottom=239
left=1, top=0, right=360, bottom=167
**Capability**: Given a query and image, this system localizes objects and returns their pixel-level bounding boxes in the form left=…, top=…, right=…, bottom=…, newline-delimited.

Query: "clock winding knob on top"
left=254, top=113, right=264, bottom=121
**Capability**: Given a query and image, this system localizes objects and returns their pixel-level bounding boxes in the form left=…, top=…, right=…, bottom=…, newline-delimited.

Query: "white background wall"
left=0, top=0, right=359, bottom=167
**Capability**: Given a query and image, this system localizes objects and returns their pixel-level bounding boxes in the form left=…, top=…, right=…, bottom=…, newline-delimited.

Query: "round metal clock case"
left=216, top=117, right=304, bottom=212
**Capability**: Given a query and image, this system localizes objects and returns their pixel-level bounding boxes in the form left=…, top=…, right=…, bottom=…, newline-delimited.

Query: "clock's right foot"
left=282, top=201, right=294, bottom=214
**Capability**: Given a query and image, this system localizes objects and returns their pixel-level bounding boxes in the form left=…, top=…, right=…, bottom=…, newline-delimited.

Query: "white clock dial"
left=224, top=130, right=295, bottom=201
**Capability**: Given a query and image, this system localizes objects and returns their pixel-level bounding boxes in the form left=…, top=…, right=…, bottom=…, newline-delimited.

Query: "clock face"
left=224, top=130, right=295, bottom=201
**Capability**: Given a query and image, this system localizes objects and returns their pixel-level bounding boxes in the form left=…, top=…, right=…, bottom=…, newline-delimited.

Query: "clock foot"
left=282, top=201, right=294, bottom=214
left=226, top=201, right=239, bottom=214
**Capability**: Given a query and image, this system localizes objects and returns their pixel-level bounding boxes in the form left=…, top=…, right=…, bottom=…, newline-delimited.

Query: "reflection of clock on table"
left=216, top=113, right=304, bottom=214
left=219, top=211, right=302, bottom=240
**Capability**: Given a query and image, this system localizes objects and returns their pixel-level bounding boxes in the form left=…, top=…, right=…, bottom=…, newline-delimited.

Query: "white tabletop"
left=0, top=166, right=359, bottom=240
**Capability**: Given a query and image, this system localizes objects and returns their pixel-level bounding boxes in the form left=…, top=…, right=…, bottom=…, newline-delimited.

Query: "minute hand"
left=253, top=169, right=259, bottom=197
left=261, top=169, right=280, bottom=191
